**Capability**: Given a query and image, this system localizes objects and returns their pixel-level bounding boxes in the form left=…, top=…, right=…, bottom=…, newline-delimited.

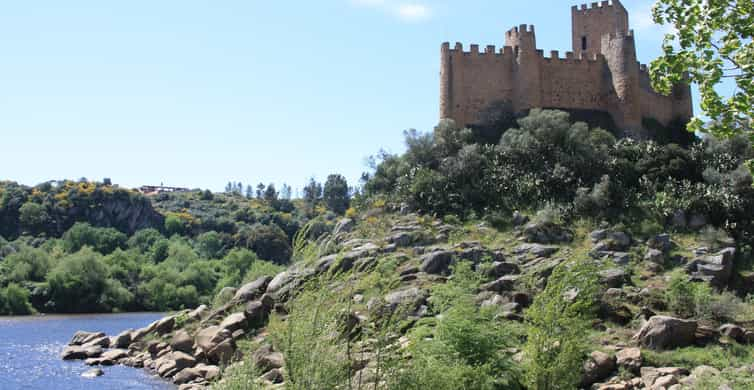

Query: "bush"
left=394, top=262, right=521, bottom=389
left=523, top=260, right=600, bottom=390
left=666, top=270, right=743, bottom=322
left=235, top=224, right=292, bottom=264
left=0, top=283, right=33, bottom=315
left=46, top=248, right=109, bottom=313
left=62, top=222, right=127, bottom=255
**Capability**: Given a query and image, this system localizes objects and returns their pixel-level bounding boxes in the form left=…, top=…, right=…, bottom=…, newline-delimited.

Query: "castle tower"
left=572, top=1, right=629, bottom=58
left=505, top=25, right=541, bottom=111
left=602, top=30, right=643, bottom=136
left=439, top=42, right=453, bottom=120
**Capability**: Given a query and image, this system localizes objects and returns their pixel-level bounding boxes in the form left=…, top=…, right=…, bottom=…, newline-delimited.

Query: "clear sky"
left=0, top=0, right=699, bottom=193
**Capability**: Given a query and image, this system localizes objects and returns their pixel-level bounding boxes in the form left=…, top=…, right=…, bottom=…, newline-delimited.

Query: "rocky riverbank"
left=61, top=214, right=754, bottom=389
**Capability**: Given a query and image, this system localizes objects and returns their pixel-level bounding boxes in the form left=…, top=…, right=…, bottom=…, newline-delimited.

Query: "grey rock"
left=419, top=250, right=454, bottom=275
left=81, top=368, right=104, bottom=378
left=582, top=351, right=616, bottom=387
left=512, top=211, right=529, bottom=226
left=61, top=345, right=103, bottom=360
left=171, top=330, right=194, bottom=354
left=484, top=261, right=520, bottom=278
left=112, top=329, right=133, bottom=349
left=615, top=347, right=642, bottom=373
left=219, top=312, right=247, bottom=333
left=645, top=248, right=664, bottom=264
left=514, top=243, right=559, bottom=258
left=633, top=316, right=698, bottom=350
left=69, top=331, right=106, bottom=346
left=234, top=276, right=273, bottom=302
left=647, top=234, right=672, bottom=253
left=482, top=275, right=519, bottom=293
left=599, top=268, right=630, bottom=288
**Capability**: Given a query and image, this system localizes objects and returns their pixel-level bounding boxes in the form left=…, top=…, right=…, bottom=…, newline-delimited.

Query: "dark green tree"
left=323, top=174, right=350, bottom=214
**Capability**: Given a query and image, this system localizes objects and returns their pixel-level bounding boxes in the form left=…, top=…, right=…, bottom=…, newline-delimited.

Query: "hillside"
left=50, top=109, right=754, bottom=389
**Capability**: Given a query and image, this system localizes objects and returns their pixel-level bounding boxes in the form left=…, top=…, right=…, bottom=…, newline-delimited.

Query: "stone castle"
left=439, top=0, right=693, bottom=138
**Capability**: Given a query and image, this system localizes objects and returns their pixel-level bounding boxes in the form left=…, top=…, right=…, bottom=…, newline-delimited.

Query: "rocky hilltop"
left=62, top=211, right=754, bottom=389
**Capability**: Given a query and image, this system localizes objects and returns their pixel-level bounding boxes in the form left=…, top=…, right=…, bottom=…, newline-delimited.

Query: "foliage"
left=523, top=259, right=600, bottom=390
left=46, top=247, right=119, bottom=312
left=393, top=262, right=522, bottom=389
left=365, top=109, right=754, bottom=243
left=0, top=283, right=33, bottom=315
left=323, top=174, right=350, bottom=214
left=650, top=0, right=753, bottom=139
left=62, top=222, right=127, bottom=255
left=666, top=270, right=744, bottom=321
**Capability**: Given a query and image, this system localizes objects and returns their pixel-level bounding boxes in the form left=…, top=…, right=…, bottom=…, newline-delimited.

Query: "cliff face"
left=64, top=194, right=164, bottom=235
left=0, top=181, right=164, bottom=239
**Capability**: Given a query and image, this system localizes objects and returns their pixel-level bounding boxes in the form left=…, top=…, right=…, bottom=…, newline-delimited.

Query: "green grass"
left=643, top=343, right=754, bottom=370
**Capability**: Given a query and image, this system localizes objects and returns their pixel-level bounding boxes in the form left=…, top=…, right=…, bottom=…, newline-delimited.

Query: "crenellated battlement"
left=442, top=42, right=516, bottom=57
left=505, top=24, right=535, bottom=37
left=439, top=1, right=692, bottom=138
left=572, top=0, right=624, bottom=13
left=541, top=50, right=602, bottom=63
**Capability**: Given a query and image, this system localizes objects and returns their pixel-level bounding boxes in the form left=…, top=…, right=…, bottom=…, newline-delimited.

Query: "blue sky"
left=0, top=0, right=697, bottom=194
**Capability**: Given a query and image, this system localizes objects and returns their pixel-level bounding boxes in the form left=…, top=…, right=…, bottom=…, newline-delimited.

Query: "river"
left=0, top=312, right=175, bottom=390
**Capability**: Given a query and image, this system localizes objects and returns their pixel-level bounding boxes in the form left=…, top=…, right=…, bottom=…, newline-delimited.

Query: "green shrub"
left=0, top=283, right=33, bottom=315
left=62, top=222, right=127, bottom=255
left=46, top=248, right=110, bottom=313
left=523, top=259, right=600, bottom=390
left=666, top=270, right=743, bottom=322
left=394, top=261, right=522, bottom=389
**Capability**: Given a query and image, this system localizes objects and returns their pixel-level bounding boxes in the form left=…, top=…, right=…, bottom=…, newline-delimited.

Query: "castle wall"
left=572, top=1, right=629, bottom=58
left=539, top=52, right=607, bottom=111
left=440, top=43, right=515, bottom=126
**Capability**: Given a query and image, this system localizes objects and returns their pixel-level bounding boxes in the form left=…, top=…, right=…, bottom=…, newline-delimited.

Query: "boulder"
left=522, top=221, right=573, bottom=244
left=690, top=248, right=735, bottom=287
left=245, top=300, right=272, bottom=329
left=234, top=276, right=273, bottom=302
left=481, top=275, right=519, bottom=293
left=83, top=335, right=111, bottom=348
left=187, top=304, right=208, bottom=321
left=483, top=261, right=520, bottom=278
left=61, top=345, right=103, bottom=360
left=634, top=316, right=697, bottom=350
left=647, top=234, right=672, bottom=253
left=514, top=243, right=559, bottom=258
left=644, top=249, right=664, bottom=264
left=641, top=367, right=688, bottom=389
left=81, top=368, right=104, bottom=378
left=252, top=346, right=285, bottom=372
left=419, top=250, right=454, bottom=275
left=616, top=347, right=642, bottom=373
left=69, top=331, right=105, bottom=346
left=582, top=351, right=616, bottom=387
left=195, top=326, right=232, bottom=355
left=599, top=268, right=630, bottom=288
left=171, top=330, right=194, bottom=354
left=719, top=324, right=747, bottom=343
left=112, top=329, right=133, bottom=349
left=219, top=312, right=247, bottom=333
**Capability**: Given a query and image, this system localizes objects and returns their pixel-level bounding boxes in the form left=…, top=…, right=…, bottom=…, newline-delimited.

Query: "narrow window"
left=581, top=36, right=587, bottom=51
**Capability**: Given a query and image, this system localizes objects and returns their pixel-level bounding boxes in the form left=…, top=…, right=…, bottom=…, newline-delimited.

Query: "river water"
left=0, top=312, right=174, bottom=390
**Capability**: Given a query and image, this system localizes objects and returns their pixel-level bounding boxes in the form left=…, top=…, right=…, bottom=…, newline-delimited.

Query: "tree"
left=18, top=202, right=49, bottom=234
left=245, top=185, right=254, bottom=199
left=323, top=174, right=350, bottom=214
left=256, top=183, right=266, bottom=199
left=303, top=178, right=322, bottom=206
left=523, top=260, right=600, bottom=390
left=225, top=182, right=233, bottom=194
left=650, top=0, right=753, bottom=140
left=264, top=183, right=278, bottom=202
left=46, top=248, right=109, bottom=312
